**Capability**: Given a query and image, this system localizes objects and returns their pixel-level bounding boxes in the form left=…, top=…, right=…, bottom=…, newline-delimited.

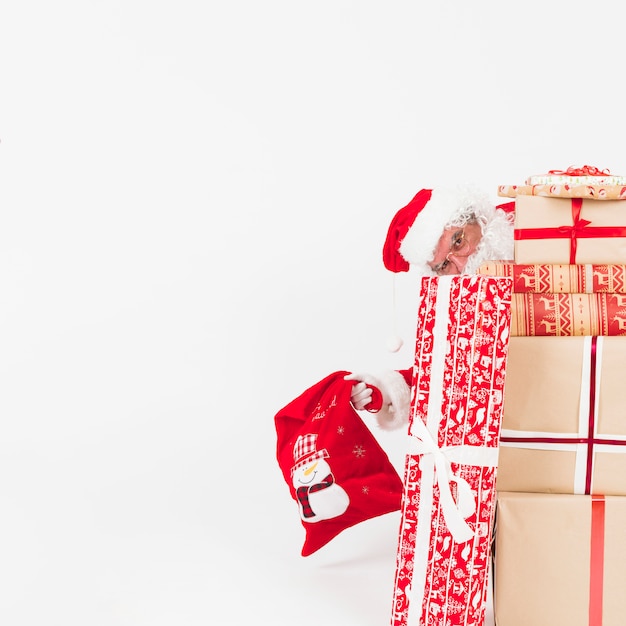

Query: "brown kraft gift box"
left=497, top=336, right=626, bottom=495
left=514, top=195, right=626, bottom=264
left=494, top=492, right=626, bottom=626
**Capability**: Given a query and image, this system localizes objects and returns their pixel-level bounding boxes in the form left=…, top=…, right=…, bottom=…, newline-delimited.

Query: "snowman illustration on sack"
left=291, top=433, right=349, bottom=523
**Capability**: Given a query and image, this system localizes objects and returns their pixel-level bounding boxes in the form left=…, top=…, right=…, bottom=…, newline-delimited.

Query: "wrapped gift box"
left=390, top=275, right=512, bottom=626
left=494, top=492, right=626, bottom=626
left=499, top=166, right=626, bottom=201
left=526, top=171, right=626, bottom=186
left=477, top=262, right=626, bottom=294
left=497, top=336, right=626, bottom=495
left=499, top=183, right=626, bottom=200
left=510, top=292, right=626, bottom=336
left=513, top=195, right=626, bottom=264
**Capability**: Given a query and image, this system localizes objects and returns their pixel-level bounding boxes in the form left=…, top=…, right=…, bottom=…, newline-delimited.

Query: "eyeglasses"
left=429, top=229, right=474, bottom=276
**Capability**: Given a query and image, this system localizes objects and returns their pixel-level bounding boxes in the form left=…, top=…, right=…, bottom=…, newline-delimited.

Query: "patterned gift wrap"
left=494, top=492, right=626, bottom=626
left=526, top=171, right=626, bottom=186
left=509, top=292, right=626, bottom=336
left=497, top=336, right=626, bottom=495
left=390, top=275, right=512, bottom=626
left=498, top=183, right=626, bottom=200
left=477, top=262, right=626, bottom=294
left=499, top=166, right=626, bottom=201
left=513, top=195, right=626, bottom=265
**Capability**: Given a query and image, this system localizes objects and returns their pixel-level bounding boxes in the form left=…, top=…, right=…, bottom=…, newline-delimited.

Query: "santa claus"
left=346, top=185, right=515, bottom=429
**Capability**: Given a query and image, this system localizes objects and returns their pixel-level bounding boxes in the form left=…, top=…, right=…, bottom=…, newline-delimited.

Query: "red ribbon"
left=514, top=198, right=626, bottom=264
left=589, top=494, right=605, bottom=626
left=548, top=165, right=611, bottom=177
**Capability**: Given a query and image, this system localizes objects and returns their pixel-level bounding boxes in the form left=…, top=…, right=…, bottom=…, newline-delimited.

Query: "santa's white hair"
left=461, top=207, right=514, bottom=275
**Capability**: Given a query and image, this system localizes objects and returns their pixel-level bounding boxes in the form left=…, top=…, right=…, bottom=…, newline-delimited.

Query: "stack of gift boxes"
left=479, top=167, right=626, bottom=625
left=386, top=168, right=626, bottom=626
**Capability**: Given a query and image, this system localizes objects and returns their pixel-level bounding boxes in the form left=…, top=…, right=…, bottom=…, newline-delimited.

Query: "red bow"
left=547, top=165, right=610, bottom=177
left=513, top=198, right=626, bottom=264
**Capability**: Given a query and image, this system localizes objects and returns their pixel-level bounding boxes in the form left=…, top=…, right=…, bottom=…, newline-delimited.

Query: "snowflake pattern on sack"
left=390, top=275, right=512, bottom=626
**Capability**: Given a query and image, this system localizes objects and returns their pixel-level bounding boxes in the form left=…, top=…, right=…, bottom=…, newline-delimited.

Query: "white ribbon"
left=499, top=336, right=607, bottom=495
left=408, top=417, right=499, bottom=544
left=409, top=275, right=499, bottom=544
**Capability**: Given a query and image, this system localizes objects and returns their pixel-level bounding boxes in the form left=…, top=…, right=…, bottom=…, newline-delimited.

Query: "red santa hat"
left=382, top=186, right=505, bottom=275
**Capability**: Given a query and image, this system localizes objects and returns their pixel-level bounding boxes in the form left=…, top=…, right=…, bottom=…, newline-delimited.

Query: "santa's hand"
left=344, top=373, right=383, bottom=412
left=350, top=381, right=373, bottom=410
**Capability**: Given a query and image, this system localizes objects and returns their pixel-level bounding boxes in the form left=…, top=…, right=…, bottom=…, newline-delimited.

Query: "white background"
left=1, top=2, right=625, bottom=625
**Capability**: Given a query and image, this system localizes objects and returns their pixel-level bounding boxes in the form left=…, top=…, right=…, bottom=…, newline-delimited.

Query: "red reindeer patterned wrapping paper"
left=390, top=275, right=512, bottom=626
left=494, top=492, right=626, bottom=626
left=509, top=292, right=626, bottom=336
left=477, top=262, right=626, bottom=294
left=513, top=195, right=626, bottom=265
left=497, top=336, right=626, bottom=495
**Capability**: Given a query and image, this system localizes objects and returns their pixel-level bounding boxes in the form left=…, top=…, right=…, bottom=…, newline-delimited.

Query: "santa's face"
left=427, top=222, right=482, bottom=275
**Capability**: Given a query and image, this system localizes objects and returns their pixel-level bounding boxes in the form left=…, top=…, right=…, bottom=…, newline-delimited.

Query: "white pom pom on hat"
left=385, top=334, right=404, bottom=353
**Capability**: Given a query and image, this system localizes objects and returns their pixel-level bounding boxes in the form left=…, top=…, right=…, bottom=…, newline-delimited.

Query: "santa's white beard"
left=463, top=209, right=515, bottom=275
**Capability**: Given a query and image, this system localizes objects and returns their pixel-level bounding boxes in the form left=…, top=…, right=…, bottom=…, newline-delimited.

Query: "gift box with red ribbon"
left=497, top=336, right=626, bottom=495
left=513, top=194, right=626, bottom=265
left=477, top=262, right=626, bottom=294
left=499, top=184, right=626, bottom=201
left=494, top=492, right=626, bottom=626
left=390, top=274, right=512, bottom=626
left=526, top=165, right=626, bottom=187
left=509, top=292, right=626, bottom=336
left=499, top=165, right=626, bottom=201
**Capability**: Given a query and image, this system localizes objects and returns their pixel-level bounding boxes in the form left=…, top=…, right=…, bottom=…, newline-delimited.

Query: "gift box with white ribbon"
left=390, top=275, right=512, bottom=626
left=497, top=335, right=626, bottom=495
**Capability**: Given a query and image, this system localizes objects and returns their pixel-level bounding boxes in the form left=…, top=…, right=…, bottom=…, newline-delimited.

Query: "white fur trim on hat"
left=399, top=185, right=497, bottom=275
left=373, top=370, right=411, bottom=431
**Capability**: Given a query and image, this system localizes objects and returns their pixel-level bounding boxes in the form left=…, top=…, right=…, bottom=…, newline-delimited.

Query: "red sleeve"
left=399, top=368, right=412, bottom=386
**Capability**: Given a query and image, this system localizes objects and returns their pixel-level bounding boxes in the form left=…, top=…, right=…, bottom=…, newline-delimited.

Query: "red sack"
left=275, top=370, right=403, bottom=556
